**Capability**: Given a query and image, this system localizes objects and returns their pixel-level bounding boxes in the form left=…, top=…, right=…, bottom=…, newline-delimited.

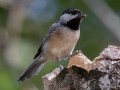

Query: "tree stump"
left=42, top=45, right=120, bottom=90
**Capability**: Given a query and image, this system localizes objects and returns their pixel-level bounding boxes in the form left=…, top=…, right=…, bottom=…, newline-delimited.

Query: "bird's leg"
left=70, top=50, right=82, bottom=58
left=56, top=59, right=63, bottom=70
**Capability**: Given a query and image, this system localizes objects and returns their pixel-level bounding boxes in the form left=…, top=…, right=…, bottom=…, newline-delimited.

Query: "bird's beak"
left=79, top=13, right=87, bottom=18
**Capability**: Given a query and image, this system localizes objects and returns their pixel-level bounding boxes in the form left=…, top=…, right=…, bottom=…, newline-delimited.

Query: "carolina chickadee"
left=18, top=8, right=86, bottom=82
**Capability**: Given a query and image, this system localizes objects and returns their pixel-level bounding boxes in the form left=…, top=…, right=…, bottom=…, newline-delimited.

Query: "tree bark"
left=42, top=45, right=120, bottom=90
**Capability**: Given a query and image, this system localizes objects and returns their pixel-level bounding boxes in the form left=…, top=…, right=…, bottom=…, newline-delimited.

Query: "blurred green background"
left=0, top=0, right=120, bottom=90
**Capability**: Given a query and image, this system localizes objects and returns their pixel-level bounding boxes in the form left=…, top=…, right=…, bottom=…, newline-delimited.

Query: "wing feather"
left=34, top=22, right=60, bottom=59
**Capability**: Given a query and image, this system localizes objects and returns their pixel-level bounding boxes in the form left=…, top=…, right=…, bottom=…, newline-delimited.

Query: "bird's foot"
left=56, top=59, right=64, bottom=71
left=59, top=65, right=64, bottom=71
left=70, top=50, right=82, bottom=58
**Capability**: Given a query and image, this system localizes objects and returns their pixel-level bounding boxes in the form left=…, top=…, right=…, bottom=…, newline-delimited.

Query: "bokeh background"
left=0, top=0, right=120, bottom=90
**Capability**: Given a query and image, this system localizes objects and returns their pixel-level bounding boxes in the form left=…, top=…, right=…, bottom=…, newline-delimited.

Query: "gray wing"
left=34, top=22, right=60, bottom=59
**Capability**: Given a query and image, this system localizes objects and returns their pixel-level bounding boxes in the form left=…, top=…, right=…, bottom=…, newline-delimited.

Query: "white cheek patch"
left=60, top=13, right=78, bottom=23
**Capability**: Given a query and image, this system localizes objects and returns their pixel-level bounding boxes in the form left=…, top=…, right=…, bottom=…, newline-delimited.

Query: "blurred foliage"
left=0, top=0, right=120, bottom=90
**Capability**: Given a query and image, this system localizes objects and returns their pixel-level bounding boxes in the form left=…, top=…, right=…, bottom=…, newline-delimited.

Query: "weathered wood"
left=42, top=45, right=120, bottom=90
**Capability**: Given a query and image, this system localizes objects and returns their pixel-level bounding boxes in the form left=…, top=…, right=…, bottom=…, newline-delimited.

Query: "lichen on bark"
left=42, top=45, right=120, bottom=90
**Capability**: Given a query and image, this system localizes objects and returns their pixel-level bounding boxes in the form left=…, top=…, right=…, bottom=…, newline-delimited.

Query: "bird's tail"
left=18, top=57, right=45, bottom=82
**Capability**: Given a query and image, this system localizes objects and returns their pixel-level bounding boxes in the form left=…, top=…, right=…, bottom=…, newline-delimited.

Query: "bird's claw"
left=59, top=65, right=64, bottom=71
left=70, top=50, right=82, bottom=58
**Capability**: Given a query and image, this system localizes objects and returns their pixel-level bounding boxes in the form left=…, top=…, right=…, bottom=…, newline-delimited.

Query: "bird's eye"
left=71, top=11, right=77, bottom=15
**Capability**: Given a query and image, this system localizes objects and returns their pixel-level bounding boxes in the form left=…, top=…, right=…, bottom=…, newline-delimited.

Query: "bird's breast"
left=44, top=27, right=80, bottom=61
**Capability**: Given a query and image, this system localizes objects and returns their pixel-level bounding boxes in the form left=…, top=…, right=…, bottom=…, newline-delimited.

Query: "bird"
left=18, top=8, right=86, bottom=82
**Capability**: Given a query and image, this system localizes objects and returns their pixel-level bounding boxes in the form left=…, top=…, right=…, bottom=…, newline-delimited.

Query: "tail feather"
left=34, top=63, right=45, bottom=75
left=18, top=59, right=45, bottom=82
